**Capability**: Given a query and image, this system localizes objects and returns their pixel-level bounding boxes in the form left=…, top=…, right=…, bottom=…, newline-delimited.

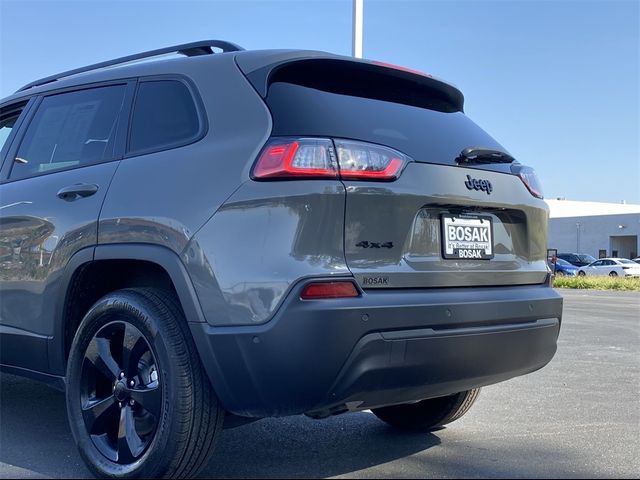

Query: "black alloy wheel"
left=66, top=288, right=224, bottom=478
left=80, top=321, right=161, bottom=464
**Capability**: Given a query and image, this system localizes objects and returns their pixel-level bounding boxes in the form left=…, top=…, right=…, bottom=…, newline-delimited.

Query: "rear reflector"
left=300, top=281, right=359, bottom=300
left=253, top=137, right=409, bottom=181
left=252, top=138, right=338, bottom=179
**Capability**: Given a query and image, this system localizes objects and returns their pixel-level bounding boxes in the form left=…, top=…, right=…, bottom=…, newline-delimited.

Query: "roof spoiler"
left=236, top=51, right=464, bottom=112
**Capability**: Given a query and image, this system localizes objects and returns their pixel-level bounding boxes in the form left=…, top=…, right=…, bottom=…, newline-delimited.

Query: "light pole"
left=352, top=0, right=363, bottom=58
left=576, top=221, right=581, bottom=252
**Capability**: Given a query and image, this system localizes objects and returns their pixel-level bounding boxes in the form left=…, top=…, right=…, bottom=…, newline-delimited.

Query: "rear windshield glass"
left=266, top=82, right=507, bottom=168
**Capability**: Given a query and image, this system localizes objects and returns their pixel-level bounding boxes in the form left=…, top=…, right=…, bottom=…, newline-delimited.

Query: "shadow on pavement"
left=0, top=373, right=606, bottom=479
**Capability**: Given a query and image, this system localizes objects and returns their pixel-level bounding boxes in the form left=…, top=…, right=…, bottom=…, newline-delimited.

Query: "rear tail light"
left=335, top=139, right=407, bottom=180
left=300, top=281, right=360, bottom=300
left=512, top=165, right=544, bottom=199
left=253, top=137, right=409, bottom=181
left=252, top=138, right=338, bottom=179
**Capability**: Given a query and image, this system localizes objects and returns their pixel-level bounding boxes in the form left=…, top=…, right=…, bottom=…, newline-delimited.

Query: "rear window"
left=129, top=80, right=201, bottom=154
left=263, top=60, right=508, bottom=169
left=266, top=82, right=506, bottom=169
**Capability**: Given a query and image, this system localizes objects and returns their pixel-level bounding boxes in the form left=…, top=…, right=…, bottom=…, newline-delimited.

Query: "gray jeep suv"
left=0, top=40, right=563, bottom=478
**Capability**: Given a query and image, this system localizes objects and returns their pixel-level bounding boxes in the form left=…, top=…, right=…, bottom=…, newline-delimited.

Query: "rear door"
left=251, top=57, right=549, bottom=289
left=0, top=82, right=132, bottom=373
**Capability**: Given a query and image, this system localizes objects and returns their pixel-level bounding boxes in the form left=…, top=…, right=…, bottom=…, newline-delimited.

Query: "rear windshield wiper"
left=456, top=147, right=515, bottom=165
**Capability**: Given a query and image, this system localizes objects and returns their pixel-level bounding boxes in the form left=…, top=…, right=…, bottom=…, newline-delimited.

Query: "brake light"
left=371, top=60, right=433, bottom=78
left=253, top=137, right=409, bottom=181
left=300, top=281, right=360, bottom=300
left=252, top=138, right=338, bottom=179
left=512, top=165, right=544, bottom=199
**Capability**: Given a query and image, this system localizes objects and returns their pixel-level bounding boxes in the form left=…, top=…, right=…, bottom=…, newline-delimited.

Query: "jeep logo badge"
left=464, top=175, right=493, bottom=194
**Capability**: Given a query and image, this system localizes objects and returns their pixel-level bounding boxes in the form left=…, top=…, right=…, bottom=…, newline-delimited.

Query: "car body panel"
left=98, top=55, right=272, bottom=253
left=183, top=180, right=349, bottom=326
left=0, top=162, right=120, bottom=370
left=342, top=162, right=549, bottom=289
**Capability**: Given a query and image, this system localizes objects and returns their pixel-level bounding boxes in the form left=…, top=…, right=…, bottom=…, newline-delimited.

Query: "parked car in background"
left=577, top=258, right=640, bottom=277
left=558, top=253, right=598, bottom=267
left=632, top=257, right=640, bottom=264
left=549, top=258, right=579, bottom=276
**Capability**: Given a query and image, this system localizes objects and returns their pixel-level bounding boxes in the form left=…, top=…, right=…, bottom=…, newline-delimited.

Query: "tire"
left=577, top=271, right=586, bottom=277
left=609, top=271, right=618, bottom=277
left=372, top=389, right=480, bottom=431
left=66, top=288, right=224, bottom=479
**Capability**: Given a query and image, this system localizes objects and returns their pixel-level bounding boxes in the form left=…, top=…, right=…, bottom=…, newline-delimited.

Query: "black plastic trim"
left=190, top=282, right=562, bottom=417
left=0, top=364, right=66, bottom=391
left=48, top=243, right=207, bottom=375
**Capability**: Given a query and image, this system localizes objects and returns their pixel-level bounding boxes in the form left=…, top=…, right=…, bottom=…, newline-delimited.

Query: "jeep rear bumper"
left=190, top=282, right=562, bottom=418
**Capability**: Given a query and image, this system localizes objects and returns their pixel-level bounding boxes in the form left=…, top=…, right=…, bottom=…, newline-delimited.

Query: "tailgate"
left=237, top=52, right=550, bottom=289
left=343, top=161, right=549, bottom=288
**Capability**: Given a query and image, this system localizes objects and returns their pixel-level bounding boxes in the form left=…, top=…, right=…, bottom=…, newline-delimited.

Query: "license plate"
left=441, top=214, right=494, bottom=260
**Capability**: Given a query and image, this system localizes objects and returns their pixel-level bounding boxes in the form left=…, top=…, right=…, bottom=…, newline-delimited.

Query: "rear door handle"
left=57, top=183, right=99, bottom=201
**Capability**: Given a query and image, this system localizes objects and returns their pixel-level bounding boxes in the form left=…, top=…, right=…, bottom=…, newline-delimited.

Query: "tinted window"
left=592, top=260, right=604, bottom=267
left=266, top=82, right=507, bottom=169
left=10, top=86, right=126, bottom=180
left=129, top=80, right=200, bottom=153
left=0, top=103, right=25, bottom=152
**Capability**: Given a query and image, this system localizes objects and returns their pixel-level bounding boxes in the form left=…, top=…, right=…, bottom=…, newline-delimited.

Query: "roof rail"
left=17, top=40, right=244, bottom=92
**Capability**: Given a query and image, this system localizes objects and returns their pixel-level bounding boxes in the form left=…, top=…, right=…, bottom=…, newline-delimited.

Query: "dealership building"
left=546, top=199, right=640, bottom=260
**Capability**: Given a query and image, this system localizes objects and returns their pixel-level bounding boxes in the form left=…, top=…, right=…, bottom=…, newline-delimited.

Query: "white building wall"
left=548, top=213, right=640, bottom=259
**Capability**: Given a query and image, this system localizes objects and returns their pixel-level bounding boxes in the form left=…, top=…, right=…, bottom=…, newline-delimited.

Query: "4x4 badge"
left=464, top=175, right=493, bottom=194
left=356, top=241, right=393, bottom=249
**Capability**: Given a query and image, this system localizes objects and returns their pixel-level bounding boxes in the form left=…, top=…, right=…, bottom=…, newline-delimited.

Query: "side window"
left=10, top=85, right=126, bottom=180
left=592, top=260, right=603, bottom=267
left=128, top=80, right=201, bottom=154
left=0, top=102, right=27, bottom=154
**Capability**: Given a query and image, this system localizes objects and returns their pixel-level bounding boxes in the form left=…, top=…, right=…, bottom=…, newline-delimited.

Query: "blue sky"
left=1, top=0, right=638, bottom=203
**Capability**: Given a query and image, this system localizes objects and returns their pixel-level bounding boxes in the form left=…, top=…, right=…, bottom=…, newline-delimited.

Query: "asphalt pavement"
left=1, top=289, right=638, bottom=478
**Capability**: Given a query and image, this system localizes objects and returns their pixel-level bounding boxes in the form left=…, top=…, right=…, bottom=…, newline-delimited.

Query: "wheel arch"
left=50, top=244, right=207, bottom=376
